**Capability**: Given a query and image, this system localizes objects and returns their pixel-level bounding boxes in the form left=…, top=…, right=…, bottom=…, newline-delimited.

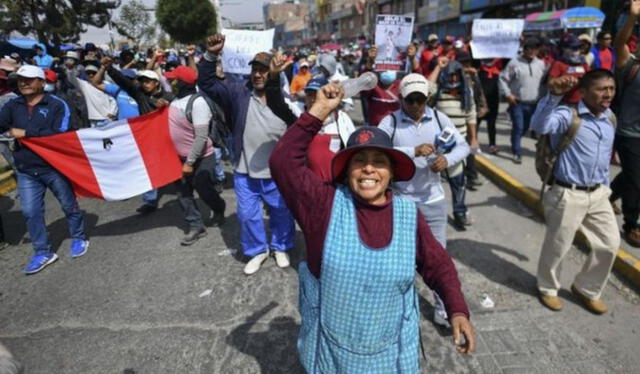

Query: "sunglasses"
left=404, top=95, right=428, bottom=105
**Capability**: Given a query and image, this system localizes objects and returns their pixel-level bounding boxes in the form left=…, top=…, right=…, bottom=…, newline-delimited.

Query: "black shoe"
left=513, top=155, right=522, bottom=164
left=453, top=213, right=467, bottom=231
left=210, top=212, right=226, bottom=227
left=136, top=204, right=157, bottom=214
left=181, top=227, right=207, bottom=246
left=468, top=177, right=484, bottom=187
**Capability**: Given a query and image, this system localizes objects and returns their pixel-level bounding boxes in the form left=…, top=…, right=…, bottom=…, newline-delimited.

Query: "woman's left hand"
left=451, top=315, right=476, bottom=354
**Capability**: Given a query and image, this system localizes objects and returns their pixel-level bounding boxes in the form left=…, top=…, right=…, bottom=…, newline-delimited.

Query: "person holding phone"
left=378, top=73, right=470, bottom=328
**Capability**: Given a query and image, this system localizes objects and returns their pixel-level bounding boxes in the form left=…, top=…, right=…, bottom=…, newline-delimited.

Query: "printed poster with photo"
left=374, top=15, right=414, bottom=71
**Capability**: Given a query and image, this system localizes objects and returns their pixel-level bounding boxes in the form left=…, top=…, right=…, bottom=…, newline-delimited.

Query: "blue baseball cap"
left=304, top=75, right=329, bottom=92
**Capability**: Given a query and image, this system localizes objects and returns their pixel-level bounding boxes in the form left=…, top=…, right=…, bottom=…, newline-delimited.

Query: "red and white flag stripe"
left=22, top=108, right=182, bottom=200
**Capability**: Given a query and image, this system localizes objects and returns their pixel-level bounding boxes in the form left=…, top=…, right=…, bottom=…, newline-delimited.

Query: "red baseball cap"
left=164, top=65, right=197, bottom=85
left=44, top=69, right=57, bottom=83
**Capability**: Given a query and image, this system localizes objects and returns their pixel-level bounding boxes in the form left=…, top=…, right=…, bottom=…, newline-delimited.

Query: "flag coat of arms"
left=21, top=108, right=183, bottom=201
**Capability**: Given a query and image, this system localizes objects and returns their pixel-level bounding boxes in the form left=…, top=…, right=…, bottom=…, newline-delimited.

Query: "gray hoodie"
left=498, top=55, right=548, bottom=104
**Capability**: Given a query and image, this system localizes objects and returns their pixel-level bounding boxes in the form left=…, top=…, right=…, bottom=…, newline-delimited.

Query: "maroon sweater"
left=269, top=112, right=470, bottom=319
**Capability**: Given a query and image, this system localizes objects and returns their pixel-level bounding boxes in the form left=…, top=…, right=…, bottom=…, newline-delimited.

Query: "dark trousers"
left=611, top=136, right=640, bottom=231
left=479, top=91, right=499, bottom=146
left=447, top=172, right=467, bottom=215
left=466, top=154, right=478, bottom=181
left=175, top=154, right=226, bottom=229
left=0, top=214, right=4, bottom=242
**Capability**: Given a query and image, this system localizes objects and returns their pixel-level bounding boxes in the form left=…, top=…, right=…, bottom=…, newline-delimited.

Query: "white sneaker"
left=433, top=309, right=451, bottom=329
left=243, top=251, right=270, bottom=275
left=273, top=251, right=290, bottom=268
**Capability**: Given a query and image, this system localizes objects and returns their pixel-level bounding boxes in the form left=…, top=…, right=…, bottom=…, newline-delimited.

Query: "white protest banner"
left=221, top=28, right=275, bottom=75
left=374, top=15, right=414, bottom=71
left=470, top=19, right=525, bottom=59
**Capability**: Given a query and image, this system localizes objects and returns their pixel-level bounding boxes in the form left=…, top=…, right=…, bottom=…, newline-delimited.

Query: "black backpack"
left=185, top=92, right=231, bottom=159
left=56, top=88, right=90, bottom=130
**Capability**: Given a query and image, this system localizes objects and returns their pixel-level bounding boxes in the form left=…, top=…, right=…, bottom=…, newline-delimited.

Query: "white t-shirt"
left=76, top=79, right=118, bottom=121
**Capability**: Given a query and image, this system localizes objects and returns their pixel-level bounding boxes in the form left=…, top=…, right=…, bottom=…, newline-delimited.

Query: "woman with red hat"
left=269, top=83, right=475, bottom=373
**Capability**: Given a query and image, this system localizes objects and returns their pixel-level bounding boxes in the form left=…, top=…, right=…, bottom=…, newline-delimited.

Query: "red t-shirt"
left=597, top=48, right=613, bottom=71
left=548, top=60, right=590, bottom=104
left=361, top=81, right=401, bottom=126
left=307, top=133, right=341, bottom=182
left=419, top=48, right=438, bottom=76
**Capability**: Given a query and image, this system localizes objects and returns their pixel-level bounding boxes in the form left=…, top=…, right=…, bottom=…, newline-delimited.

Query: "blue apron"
left=298, top=187, right=420, bottom=373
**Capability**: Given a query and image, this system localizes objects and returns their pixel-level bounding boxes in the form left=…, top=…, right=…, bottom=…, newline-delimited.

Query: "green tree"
left=0, top=0, right=120, bottom=51
left=113, top=0, right=155, bottom=45
left=156, top=0, right=216, bottom=44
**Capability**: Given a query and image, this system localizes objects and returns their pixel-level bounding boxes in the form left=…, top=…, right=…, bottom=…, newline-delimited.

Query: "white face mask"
left=44, top=83, right=55, bottom=92
left=564, top=49, right=583, bottom=64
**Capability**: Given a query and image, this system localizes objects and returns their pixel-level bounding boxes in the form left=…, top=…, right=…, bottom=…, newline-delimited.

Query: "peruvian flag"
left=21, top=108, right=182, bottom=200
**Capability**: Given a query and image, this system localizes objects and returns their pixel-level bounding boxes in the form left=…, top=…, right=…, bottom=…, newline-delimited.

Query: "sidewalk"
left=475, top=104, right=640, bottom=288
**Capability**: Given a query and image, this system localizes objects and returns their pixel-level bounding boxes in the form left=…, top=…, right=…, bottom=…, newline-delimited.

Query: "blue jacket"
left=197, top=54, right=252, bottom=164
left=34, top=54, right=54, bottom=68
left=0, top=94, right=71, bottom=174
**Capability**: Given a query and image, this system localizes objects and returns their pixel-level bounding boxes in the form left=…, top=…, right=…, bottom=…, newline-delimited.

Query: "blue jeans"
left=142, top=189, right=158, bottom=207
left=213, top=148, right=226, bottom=182
left=16, top=169, right=85, bottom=255
left=234, top=173, right=295, bottom=257
left=447, top=172, right=467, bottom=215
left=508, top=103, right=537, bottom=157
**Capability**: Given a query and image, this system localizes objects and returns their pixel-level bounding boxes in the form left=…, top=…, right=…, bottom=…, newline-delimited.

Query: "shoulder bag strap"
left=554, top=107, right=582, bottom=155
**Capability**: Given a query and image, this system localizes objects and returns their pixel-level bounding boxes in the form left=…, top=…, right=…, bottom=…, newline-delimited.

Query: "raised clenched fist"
left=206, top=34, right=226, bottom=55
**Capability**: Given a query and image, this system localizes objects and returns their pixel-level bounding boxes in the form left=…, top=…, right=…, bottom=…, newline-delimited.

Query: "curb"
left=475, top=154, right=640, bottom=290
left=0, top=170, right=15, bottom=196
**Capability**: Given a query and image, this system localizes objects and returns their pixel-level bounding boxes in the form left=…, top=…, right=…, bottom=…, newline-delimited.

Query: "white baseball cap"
left=454, top=40, right=464, bottom=49
left=137, top=70, right=159, bottom=81
left=64, top=51, right=80, bottom=60
left=16, top=65, right=45, bottom=80
left=400, top=73, right=432, bottom=98
left=84, top=64, right=99, bottom=73
left=428, top=34, right=439, bottom=42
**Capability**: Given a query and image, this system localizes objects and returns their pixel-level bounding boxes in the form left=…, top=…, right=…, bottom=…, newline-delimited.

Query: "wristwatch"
left=185, top=159, right=195, bottom=166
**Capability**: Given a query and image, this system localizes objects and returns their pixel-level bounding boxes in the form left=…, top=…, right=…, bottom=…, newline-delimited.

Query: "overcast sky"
left=80, top=0, right=273, bottom=44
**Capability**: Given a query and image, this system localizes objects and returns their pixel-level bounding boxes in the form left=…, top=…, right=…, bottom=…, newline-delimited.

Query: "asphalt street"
left=0, top=101, right=639, bottom=373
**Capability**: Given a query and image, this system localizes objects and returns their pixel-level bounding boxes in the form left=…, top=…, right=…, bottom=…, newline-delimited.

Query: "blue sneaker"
left=24, top=253, right=59, bottom=274
left=69, top=239, right=89, bottom=258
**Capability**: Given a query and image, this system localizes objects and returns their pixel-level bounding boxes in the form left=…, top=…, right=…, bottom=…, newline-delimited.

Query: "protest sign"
left=221, top=28, right=275, bottom=75
left=374, top=15, right=414, bottom=71
left=470, top=19, right=524, bottom=59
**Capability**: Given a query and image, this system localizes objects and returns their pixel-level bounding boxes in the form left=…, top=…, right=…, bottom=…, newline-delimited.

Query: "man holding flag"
left=0, top=65, right=88, bottom=275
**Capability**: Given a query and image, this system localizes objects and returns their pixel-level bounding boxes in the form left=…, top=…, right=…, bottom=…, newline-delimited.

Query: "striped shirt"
left=435, top=92, right=476, bottom=137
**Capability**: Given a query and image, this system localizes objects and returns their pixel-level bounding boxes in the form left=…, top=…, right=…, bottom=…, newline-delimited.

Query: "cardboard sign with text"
left=470, top=19, right=524, bottom=59
left=221, top=28, right=275, bottom=75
